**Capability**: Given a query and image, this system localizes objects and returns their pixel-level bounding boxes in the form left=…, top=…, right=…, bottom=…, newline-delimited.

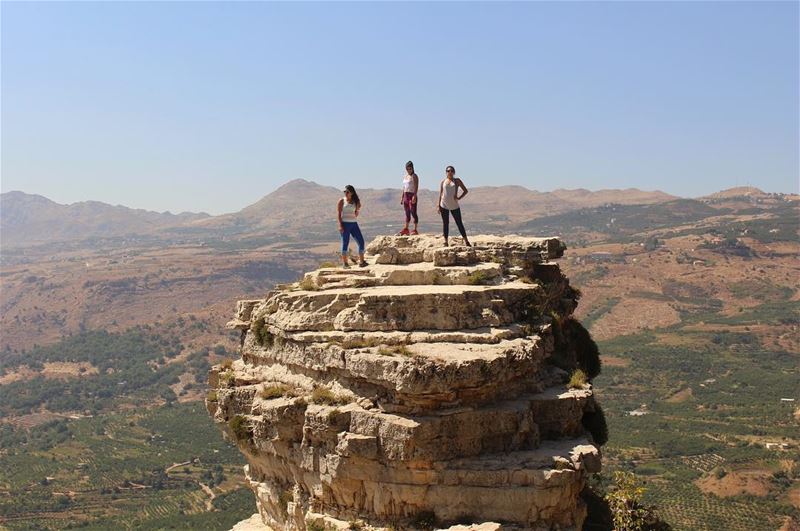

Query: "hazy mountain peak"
left=1, top=190, right=208, bottom=247
left=706, top=186, right=767, bottom=198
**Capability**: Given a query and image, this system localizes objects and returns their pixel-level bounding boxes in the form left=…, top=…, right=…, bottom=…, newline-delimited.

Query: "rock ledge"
left=209, top=235, right=603, bottom=531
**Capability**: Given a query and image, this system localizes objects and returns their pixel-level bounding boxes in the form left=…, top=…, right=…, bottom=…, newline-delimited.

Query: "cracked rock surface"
left=208, top=235, right=602, bottom=531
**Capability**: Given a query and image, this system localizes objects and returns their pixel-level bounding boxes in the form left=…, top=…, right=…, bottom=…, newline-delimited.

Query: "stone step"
left=286, top=324, right=531, bottom=346
left=366, top=234, right=565, bottom=268
left=302, top=262, right=505, bottom=290
left=236, top=334, right=561, bottom=410
left=211, top=378, right=595, bottom=465
left=336, top=388, right=594, bottom=462
left=258, top=283, right=541, bottom=333
left=322, top=438, right=600, bottom=486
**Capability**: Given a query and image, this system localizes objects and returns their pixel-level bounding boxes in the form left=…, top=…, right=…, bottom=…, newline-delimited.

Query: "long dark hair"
left=343, top=184, right=361, bottom=208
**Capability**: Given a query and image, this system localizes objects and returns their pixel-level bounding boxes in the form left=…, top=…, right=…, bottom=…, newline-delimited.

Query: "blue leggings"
left=341, top=222, right=365, bottom=255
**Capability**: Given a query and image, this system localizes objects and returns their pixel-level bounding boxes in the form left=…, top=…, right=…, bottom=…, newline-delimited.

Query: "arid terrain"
left=0, top=182, right=797, bottom=530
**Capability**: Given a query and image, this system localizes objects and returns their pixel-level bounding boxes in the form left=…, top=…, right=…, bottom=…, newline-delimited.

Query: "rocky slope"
left=207, top=234, right=605, bottom=530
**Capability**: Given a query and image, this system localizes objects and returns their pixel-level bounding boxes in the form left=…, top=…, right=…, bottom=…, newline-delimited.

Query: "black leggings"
left=440, top=207, right=468, bottom=241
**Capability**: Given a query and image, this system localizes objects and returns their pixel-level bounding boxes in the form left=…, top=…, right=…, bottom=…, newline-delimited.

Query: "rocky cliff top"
left=208, top=234, right=604, bottom=531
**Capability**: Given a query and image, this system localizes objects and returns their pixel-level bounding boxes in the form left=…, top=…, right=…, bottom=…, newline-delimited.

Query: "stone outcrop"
left=208, top=234, right=604, bottom=531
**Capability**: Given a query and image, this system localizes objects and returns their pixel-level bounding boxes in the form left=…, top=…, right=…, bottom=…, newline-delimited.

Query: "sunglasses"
left=446, top=169, right=454, bottom=173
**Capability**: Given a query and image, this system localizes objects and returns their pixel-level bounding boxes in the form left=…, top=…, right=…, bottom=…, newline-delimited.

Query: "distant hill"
left=0, top=191, right=209, bottom=246
left=703, top=186, right=774, bottom=199
left=10, top=181, right=766, bottom=248
left=193, top=179, right=677, bottom=234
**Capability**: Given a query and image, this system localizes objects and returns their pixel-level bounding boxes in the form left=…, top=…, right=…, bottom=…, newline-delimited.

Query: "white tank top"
left=403, top=174, right=416, bottom=193
left=440, top=179, right=459, bottom=210
left=341, top=199, right=357, bottom=222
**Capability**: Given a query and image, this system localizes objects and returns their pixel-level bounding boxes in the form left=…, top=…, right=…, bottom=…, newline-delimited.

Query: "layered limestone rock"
left=208, top=234, right=604, bottom=531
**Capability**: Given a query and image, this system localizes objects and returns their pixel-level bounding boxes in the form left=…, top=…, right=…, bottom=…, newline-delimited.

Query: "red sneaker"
left=410, top=229, right=419, bottom=235
left=398, top=228, right=410, bottom=236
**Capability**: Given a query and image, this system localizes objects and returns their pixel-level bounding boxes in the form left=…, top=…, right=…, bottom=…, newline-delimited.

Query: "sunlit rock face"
left=208, top=234, right=603, bottom=531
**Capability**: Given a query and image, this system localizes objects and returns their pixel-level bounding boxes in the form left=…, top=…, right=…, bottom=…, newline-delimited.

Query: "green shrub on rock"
left=228, top=415, right=251, bottom=442
left=606, top=471, right=671, bottom=531
left=251, top=317, right=274, bottom=347
left=466, top=270, right=493, bottom=285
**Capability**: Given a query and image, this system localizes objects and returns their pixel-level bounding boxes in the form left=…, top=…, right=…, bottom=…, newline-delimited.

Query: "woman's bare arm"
left=412, top=174, right=419, bottom=203
left=337, top=199, right=344, bottom=233
left=438, top=180, right=444, bottom=211
left=456, top=178, right=468, bottom=200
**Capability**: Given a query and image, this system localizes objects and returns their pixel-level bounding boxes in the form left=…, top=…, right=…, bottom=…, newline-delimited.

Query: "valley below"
left=0, top=183, right=797, bottom=530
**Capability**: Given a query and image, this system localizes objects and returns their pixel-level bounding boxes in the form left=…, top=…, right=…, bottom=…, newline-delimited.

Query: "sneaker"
left=341, top=262, right=350, bottom=269
left=358, top=261, right=368, bottom=268
left=410, top=229, right=419, bottom=235
left=398, top=228, right=410, bottom=236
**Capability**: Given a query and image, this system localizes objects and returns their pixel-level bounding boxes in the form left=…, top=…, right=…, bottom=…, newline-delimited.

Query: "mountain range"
left=0, top=180, right=789, bottom=247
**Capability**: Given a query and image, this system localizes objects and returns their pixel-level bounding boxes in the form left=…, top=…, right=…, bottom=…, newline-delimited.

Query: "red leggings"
left=402, top=192, right=418, bottom=224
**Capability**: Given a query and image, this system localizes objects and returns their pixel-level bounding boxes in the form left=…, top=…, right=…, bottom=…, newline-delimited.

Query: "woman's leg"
left=350, top=223, right=366, bottom=264
left=340, top=223, right=353, bottom=265
left=403, top=194, right=411, bottom=229
left=439, top=207, right=450, bottom=244
left=450, top=208, right=470, bottom=246
left=410, top=196, right=419, bottom=229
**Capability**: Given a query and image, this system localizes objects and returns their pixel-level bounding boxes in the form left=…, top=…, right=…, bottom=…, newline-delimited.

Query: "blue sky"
left=2, top=1, right=797, bottom=214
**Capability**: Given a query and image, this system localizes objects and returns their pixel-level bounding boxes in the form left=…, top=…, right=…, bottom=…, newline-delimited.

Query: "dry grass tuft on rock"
left=337, top=337, right=384, bottom=349
left=568, top=369, right=588, bottom=389
left=310, top=387, right=350, bottom=406
left=298, top=277, right=320, bottom=291
left=219, top=371, right=235, bottom=388
left=378, top=345, right=414, bottom=357
left=260, top=384, right=290, bottom=400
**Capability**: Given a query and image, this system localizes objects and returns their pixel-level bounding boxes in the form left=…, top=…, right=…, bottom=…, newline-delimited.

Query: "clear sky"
left=2, top=1, right=797, bottom=214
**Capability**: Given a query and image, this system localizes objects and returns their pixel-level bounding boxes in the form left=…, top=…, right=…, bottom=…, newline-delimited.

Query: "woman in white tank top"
left=337, top=185, right=367, bottom=268
left=398, top=160, right=419, bottom=236
left=437, top=165, right=471, bottom=247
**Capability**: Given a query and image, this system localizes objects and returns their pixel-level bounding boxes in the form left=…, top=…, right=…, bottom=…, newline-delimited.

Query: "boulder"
left=213, top=235, right=600, bottom=531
